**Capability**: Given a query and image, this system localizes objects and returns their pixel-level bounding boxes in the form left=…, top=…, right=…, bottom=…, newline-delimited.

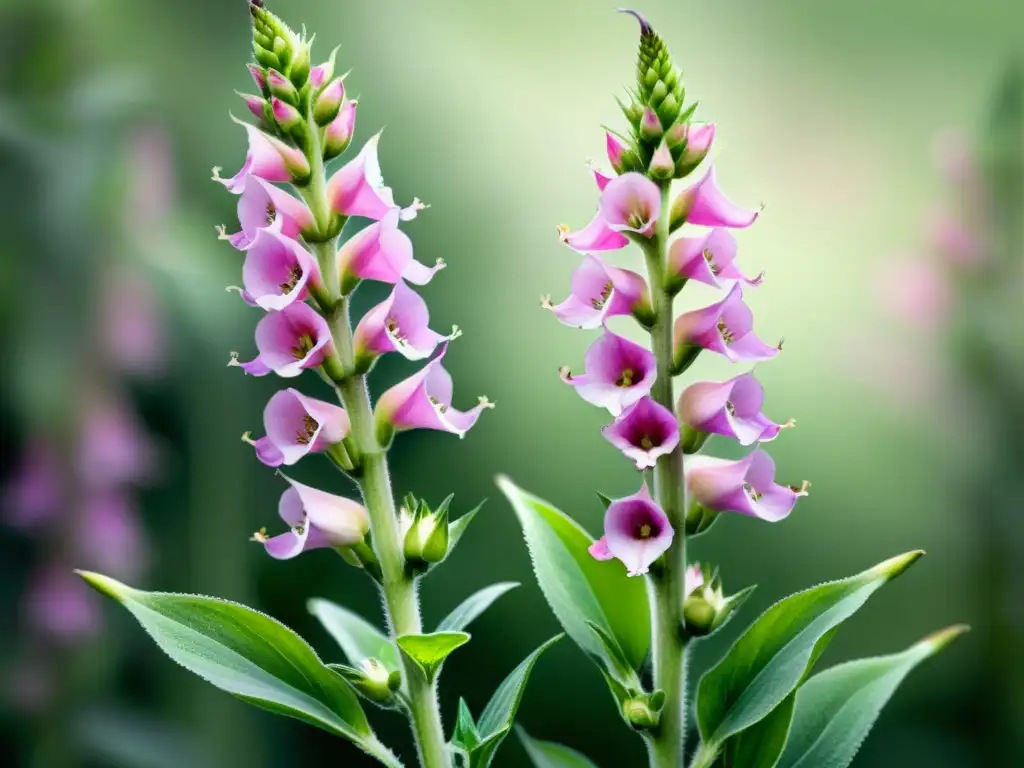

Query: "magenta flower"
left=686, top=449, right=808, bottom=522
left=213, top=120, right=311, bottom=194
left=561, top=330, right=657, bottom=415
left=375, top=344, right=493, bottom=439
left=220, top=174, right=315, bottom=250
left=353, top=281, right=449, bottom=363
left=668, top=228, right=763, bottom=290
left=606, top=131, right=628, bottom=173
left=601, top=396, right=680, bottom=470
left=589, top=162, right=613, bottom=192
left=337, top=209, right=444, bottom=289
left=679, top=373, right=789, bottom=445
left=544, top=253, right=651, bottom=329
left=559, top=212, right=629, bottom=252
left=673, top=284, right=780, bottom=364
left=600, top=172, right=662, bottom=237
left=254, top=477, right=370, bottom=560
left=588, top=484, right=674, bottom=576
left=327, top=134, right=423, bottom=221
left=242, top=224, right=322, bottom=311
left=672, top=165, right=758, bottom=228
left=247, top=388, right=350, bottom=467
left=231, top=303, right=335, bottom=378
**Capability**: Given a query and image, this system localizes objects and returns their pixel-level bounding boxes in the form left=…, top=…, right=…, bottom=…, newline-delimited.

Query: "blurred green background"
left=1, top=0, right=1021, bottom=766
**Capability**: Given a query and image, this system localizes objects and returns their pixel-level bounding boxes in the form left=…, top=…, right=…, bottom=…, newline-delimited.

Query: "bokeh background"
left=1, top=0, right=1021, bottom=766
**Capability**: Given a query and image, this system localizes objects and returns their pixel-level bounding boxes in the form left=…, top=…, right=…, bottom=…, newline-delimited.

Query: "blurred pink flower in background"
left=77, top=491, right=149, bottom=580
left=77, top=394, right=158, bottom=488
left=101, top=269, right=168, bottom=377
left=3, top=441, right=62, bottom=530
left=24, top=566, right=102, bottom=643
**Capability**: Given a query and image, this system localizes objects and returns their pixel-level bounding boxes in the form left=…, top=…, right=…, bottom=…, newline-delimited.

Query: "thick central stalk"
left=643, top=184, right=688, bottom=768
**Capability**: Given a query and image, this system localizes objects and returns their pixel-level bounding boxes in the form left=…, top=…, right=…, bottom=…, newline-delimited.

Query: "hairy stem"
left=689, top=741, right=720, bottom=768
left=644, top=183, right=689, bottom=768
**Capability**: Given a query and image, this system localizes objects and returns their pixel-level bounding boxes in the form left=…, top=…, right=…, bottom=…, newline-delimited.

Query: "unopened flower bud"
left=324, top=101, right=357, bottom=160
left=272, top=97, right=302, bottom=131
left=237, top=91, right=268, bottom=121
left=685, top=501, right=719, bottom=536
left=682, top=566, right=755, bottom=638
left=618, top=98, right=645, bottom=131
left=314, top=78, right=346, bottom=126
left=288, top=43, right=311, bottom=89
left=648, top=142, right=674, bottom=180
left=639, top=108, right=663, bottom=142
left=247, top=63, right=268, bottom=94
left=340, top=658, right=402, bottom=704
left=622, top=690, right=665, bottom=731
left=403, top=495, right=452, bottom=567
left=267, top=68, right=300, bottom=107
left=250, top=2, right=296, bottom=73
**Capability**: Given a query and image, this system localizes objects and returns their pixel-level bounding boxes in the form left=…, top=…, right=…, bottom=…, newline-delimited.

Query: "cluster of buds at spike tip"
left=401, top=494, right=452, bottom=569
left=681, top=563, right=756, bottom=637
left=543, top=11, right=808, bottom=578
left=214, top=4, right=490, bottom=567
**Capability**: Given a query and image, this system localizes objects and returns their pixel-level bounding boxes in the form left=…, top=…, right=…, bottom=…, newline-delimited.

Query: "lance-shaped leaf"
left=515, top=726, right=599, bottom=768
left=78, top=572, right=392, bottom=761
left=396, top=631, right=470, bottom=682
left=497, top=477, right=648, bottom=682
left=777, top=625, right=969, bottom=768
left=448, top=500, right=485, bottom=555
left=438, top=582, right=520, bottom=633
left=696, top=551, right=924, bottom=750
left=308, top=598, right=400, bottom=670
left=456, top=635, right=563, bottom=768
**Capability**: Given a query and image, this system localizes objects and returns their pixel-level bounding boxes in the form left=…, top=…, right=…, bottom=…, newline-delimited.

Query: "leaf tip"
left=75, top=570, right=128, bottom=602
left=871, top=549, right=925, bottom=581
left=921, top=623, right=970, bottom=653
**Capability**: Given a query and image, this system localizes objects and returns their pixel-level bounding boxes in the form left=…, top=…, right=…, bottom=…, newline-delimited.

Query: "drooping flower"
left=559, top=171, right=662, bottom=252
left=561, top=330, right=657, bottom=415
left=588, top=484, right=674, bottom=576
left=686, top=449, right=808, bottom=522
left=336, top=209, right=444, bottom=290
left=679, top=373, right=789, bottom=445
left=231, top=302, right=335, bottom=378
left=353, top=280, right=449, bottom=364
left=600, top=172, right=662, bottom=237
left=601, top=396, right=680, bottom=470
left=544, top=253, right=652, bottom=329
left=241, top=224, right=322, bottom=310
left=667, top=228, right=763, bottom=291
left=670, top=164, right=758, bottom=229
left=254, top=477, right=370, bottom=560
left=374, top=343, right=493, bottom=440
left=219, top=174, right=315, bottom=250
left=246, top=388, right=350, bottom=467
left=213, top=119, right=311, bottom=194
left=673, top=284, right=780, bottom=364
left=327, top=134, right=423, bottom=221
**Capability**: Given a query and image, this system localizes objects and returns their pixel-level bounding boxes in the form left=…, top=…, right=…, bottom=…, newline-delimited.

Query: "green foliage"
left=498, top=477, right=648, bottom=684
left=451, top=635, right=562, bottom=768
left=396, top=631, right=471, bottom=682
left=515, top=726, right=598, bottom=768
left=308, top=598, right=400, bottom=671
left=696, top=551, right=924, bottom=750
left=777, top=625, right=969, bottom=768
left=78, top=572, right=379, bottom=751
left=437, top=582, right=520, bottom=633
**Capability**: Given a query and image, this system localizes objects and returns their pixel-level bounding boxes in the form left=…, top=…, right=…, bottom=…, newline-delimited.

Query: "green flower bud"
left=657, top=92, right=680, bottom=125
left=289, top=43, right=311, bottom=89
left=267, top=68, right=300, bottom=107
left=684, top=501, right=719, bottom=537
left=250, top=1, right=298, bottom=74
left=639, top=107, right=663, bottom=142
left=622, top=690, right=665, bottom=731
left=683, top=568, right=756, bottom=638
left=339, top=658, right=402, bottom=704
left=403, top=495, right=452, bottom=568
left=681, top=425, right=710, bottom=454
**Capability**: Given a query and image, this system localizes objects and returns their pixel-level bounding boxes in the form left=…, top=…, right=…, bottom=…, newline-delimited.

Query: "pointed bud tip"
left=616, top=8, right=652, bottom=35
left=920, top=624, right=970, bottom=652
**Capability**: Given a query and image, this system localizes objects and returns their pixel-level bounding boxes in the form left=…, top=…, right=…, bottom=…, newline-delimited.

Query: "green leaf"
left=437, top=582, right=519, bottom=633
left=78, top=572, right=376, bottom=749
left=448, top=500, right=485, bottom=555
left=515, top=726, right=599, bottom=768
left=585, top=620, right=634, bottom=683
left=696, top=551, right=924, bottom=749
left=778, top=625, right=969, bottom=768
left=396, top=631, right=470, bottom=682
left=469, top=635, right=563, bottom=767
left=308, top=598, right=400, bottom=670
left=595, top=491, right=614, bottom=510
left=452, top=697, right=482, bottom=752
left=498, top=477, right=648, bottom=680
left=722, top=630, right=836, bottom=768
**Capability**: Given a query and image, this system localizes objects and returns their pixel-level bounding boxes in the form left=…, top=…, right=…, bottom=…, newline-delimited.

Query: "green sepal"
left=395, top=631, right=470, bottom=683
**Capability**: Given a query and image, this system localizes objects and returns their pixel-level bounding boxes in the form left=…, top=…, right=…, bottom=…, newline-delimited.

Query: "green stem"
left=311, top=243, right=449, bottom=768
left=643, top=184, right=689, bottom=768
left=689, top=741, right=720, bottom=768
